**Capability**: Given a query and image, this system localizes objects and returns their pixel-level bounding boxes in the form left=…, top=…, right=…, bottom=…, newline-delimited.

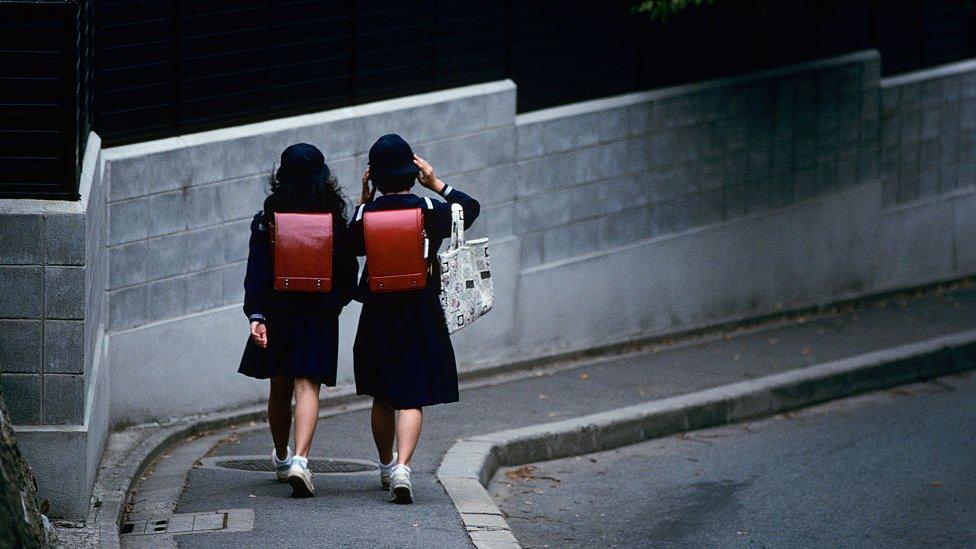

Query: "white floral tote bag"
left=439, top=203, right=493, bottom=334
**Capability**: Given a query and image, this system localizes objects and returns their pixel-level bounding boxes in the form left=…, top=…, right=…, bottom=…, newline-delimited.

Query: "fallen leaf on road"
left=580, top=373, right=589, bottom=380
left=802, top=347, right=811, bottom=355
left=506, top=465, right=537, bottom=481
left=506, top=465, right=561, bottom=484
left=929, top=480, right=943, bottom=487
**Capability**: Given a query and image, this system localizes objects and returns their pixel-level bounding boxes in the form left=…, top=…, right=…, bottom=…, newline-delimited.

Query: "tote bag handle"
left=449, top=203, right=465, bottom=251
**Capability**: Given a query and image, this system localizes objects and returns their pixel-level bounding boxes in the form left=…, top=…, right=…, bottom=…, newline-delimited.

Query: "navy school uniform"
left=349, top=185, right=480, bottom=409
left=237, top=211, right=359, bottom=385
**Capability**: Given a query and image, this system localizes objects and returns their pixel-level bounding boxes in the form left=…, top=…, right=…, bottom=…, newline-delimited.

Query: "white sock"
left=293, top=455, right=309, bottom=468
left=273, top=446, right=292, bottom=464
left=380, top=452, right=397, bottom=470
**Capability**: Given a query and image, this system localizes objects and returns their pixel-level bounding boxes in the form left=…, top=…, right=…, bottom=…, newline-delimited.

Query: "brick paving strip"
left=55, top=281, right=976, bottom=548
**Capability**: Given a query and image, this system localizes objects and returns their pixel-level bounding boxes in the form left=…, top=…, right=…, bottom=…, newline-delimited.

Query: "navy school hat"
left=275, top=143, right=331, bottom=185
left=368, top=134, right=420, bottom=178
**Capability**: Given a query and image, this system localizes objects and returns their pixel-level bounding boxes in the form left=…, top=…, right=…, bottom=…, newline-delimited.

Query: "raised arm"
left=413, top=155, right=480, bottom=237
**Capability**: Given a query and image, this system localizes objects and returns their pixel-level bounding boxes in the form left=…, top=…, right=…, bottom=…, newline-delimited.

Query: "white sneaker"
left=379, top=452, right=398, bottom=491
left=389, top=464, right=412, bottom=504
left=272, top=446, right=293, bottom=483
left=286, top=455, right=314, bottom=498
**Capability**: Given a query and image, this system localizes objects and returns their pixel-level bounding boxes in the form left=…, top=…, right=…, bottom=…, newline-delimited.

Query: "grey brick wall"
left=101, top=81, right=517, bottom=333
left=85, top=52, right=976, bottom=424
left=880, top=59, right=976, bottom=205
left=513, top=51, right=881, bottom=268
left=0, top=135, right=107, bottom=427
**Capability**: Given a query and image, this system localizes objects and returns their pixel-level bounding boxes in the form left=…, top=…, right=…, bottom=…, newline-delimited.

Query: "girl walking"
left=238, top=143, right=358, bottom=497
left=350, top=134, right=480, bottom=504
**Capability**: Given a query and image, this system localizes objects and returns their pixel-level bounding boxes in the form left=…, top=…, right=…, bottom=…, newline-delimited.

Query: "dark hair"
left=262, top=167, right=349, bottom=226
left=374, top=173, right=416, bottom=194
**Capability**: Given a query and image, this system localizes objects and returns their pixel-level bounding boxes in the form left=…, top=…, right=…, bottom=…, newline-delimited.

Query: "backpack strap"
left=420, top=198, right=434, bottom=258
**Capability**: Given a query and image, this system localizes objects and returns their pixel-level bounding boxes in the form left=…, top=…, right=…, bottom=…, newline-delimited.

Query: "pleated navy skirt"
left=238, top=309, right=341, bottom=386
left=353, top=294, right=458, bottom=409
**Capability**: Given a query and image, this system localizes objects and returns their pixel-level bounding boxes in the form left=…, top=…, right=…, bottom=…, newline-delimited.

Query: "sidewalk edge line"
left=436, top=329, right=976, bottom=549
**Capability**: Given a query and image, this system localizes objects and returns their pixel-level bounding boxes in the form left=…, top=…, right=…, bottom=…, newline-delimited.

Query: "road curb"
left=436, top=329, right=976, bottom=549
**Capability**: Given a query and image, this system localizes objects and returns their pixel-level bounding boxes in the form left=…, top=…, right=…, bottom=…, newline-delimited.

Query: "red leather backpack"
left=363, top=208, right=428, bottom=292
left=269, top=212, right=334, bottom=292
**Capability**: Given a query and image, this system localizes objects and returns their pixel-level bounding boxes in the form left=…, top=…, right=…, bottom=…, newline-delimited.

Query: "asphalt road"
left=169, top=285, right=976, bottom=548
left=491, top=373, right=976, bottom=549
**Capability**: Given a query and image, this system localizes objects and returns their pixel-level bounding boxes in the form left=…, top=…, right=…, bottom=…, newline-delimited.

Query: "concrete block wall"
left=102, top=82, right=517, bottom=334
left=512, top=51, right=880, bottom=271
left=880, top=59, right=976, bottom=204
left=101, top=81, right=517, bottom=423
left=95, top=50, right=976, bottom=425
left=0, top=134, right=111, bottom=518
left=510, top=51, right=975, bottom=355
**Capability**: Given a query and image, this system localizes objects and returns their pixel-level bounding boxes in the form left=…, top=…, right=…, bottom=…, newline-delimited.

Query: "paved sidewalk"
left=490, top=373, right=976, bottom=548
left=125, top=284, right=976, bottom=548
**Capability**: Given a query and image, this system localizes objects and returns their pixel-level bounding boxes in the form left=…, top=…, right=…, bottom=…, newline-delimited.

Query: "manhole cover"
left=197, top=455, right=376, bottom=474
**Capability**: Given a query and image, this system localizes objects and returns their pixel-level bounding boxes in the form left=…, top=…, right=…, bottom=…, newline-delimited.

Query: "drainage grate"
left=120, top=509, right=256, bottom=537
left=200, top=456, right=376, bottom=474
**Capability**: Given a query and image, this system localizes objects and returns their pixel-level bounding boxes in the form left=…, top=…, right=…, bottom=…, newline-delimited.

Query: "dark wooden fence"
left=1, top=0, right=974, bottom=199
left=0, top=1, right=92, bottom=200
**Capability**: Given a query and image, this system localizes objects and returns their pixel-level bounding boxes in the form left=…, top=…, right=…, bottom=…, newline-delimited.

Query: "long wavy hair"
left=262, top=167, right=349, bottom=227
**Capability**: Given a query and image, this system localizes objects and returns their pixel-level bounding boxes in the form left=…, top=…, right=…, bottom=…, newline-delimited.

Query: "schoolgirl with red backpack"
left=237, top=143, right=359, bottom=498
left=349, top=134, right=481, bottom=504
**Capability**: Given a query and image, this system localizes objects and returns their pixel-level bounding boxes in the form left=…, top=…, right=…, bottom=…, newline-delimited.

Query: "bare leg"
left=395, top=408, right=423, bottom=466
left=293, top=377, right=321, bottom=457
left=268, top=376, right=294, bottom=460
left=371, top=400, right=396, bottom=464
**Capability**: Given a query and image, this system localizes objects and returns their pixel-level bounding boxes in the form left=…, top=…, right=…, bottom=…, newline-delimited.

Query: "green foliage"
left=631, top=0, right=717, bottom=21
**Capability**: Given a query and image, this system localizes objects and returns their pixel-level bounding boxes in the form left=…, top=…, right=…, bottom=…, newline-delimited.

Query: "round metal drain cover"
left=199, top=456, right=376, bottom=475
